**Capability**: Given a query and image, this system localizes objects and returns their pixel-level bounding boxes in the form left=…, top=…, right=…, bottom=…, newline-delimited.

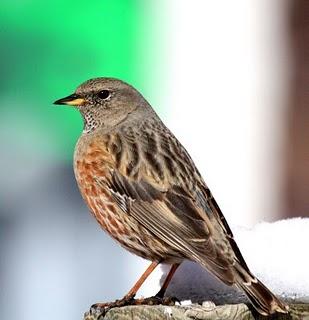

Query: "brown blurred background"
left=284, top=0, right=309, bottom=218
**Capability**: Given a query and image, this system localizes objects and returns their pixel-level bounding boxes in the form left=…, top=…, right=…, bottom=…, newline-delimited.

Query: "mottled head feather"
left=72, top=77, right=154, bottom=133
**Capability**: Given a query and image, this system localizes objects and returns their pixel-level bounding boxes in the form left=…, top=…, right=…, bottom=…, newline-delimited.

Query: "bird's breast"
left=74, top=136, right=118, bottom=226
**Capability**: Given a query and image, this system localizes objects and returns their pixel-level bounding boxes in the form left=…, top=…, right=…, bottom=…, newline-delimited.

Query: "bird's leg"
left=91, top=261, right=159, bottom=313
left=124, top=263, right=180, bottom=306
left=124, top=260, right=160, bottom=300
left=155, top=263, right=180, bottom=298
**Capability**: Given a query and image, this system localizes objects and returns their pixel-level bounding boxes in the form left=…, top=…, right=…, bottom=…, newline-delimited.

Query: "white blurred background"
left=161, top=0, right=290, bottom=227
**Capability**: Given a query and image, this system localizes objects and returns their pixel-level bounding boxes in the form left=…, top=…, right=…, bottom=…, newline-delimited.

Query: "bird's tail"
left=234, top=263, right=289, bottom=316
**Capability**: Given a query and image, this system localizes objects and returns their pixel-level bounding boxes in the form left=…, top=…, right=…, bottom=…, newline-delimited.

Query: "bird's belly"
left=74, top=161, right=181, bottom=262
left=84, top=190, right=180, bottom=261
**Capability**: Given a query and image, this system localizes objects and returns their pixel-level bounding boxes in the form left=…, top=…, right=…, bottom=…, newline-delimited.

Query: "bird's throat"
left=81, top=110, right=100, bottom=134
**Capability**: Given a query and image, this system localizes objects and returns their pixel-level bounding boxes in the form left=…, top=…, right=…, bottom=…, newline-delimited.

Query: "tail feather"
left=235, top=264, right=289, bottom=315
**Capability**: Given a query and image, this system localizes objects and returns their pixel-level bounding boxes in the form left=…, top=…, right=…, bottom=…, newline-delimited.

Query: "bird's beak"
left=53, top=93, right=85, bottom=106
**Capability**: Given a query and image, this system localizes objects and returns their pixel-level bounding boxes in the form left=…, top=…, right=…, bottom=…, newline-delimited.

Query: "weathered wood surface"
left=84, top=303, right=309, bottom=320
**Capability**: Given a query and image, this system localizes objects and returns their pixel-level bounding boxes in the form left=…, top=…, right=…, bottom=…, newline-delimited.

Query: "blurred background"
left=0, top=1, right=308, bottom=319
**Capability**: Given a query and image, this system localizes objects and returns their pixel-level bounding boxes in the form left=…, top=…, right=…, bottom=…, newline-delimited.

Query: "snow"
left=157, top=218, right=309, bottom=304
left=179, top=300, right=193, bottom=306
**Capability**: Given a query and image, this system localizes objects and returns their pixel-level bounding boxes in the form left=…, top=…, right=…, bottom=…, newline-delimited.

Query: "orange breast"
left=73, top=134, right=177, bottom=261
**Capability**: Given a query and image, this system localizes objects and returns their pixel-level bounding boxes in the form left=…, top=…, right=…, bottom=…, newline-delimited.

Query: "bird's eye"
left=97, top=90, right=110, bottom=100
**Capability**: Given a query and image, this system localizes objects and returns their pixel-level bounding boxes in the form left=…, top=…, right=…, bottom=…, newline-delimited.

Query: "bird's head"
left=54, top=77, right=150, bottom=133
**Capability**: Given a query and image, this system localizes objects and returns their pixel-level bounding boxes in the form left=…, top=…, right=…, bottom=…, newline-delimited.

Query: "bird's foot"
left=90, top=293, right=135, bottom=316
left=90, top=294, right=178, bottom=318
left=134, top=295, right=178, bottom=306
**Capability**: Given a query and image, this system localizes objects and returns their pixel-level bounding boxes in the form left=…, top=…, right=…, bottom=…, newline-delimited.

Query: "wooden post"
left=84, top=303, right=309, bottom=320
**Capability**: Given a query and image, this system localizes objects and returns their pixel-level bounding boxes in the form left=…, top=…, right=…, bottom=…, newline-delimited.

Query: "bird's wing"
left=96, top=168, right=236, bottom=284
left=194, top=184, right=251, bottom=273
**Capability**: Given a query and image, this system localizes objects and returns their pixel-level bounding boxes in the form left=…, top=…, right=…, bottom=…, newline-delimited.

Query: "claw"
left=90, top=296, right=134, bottom=317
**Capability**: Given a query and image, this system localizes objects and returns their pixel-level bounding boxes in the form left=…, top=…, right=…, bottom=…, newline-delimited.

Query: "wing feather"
left=96, top=170, right=236, bottom=284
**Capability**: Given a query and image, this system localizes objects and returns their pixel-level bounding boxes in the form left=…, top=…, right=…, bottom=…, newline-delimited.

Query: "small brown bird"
left=54, top=77, right=288, bottom=316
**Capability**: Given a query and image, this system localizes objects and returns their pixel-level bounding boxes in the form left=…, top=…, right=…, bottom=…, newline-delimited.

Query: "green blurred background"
left=0, top=1, right=166, bottom=319
left=0, top=0, right=163, bottom=162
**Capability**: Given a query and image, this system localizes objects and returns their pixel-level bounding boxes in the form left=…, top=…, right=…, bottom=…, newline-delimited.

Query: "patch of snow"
left=180, top=300, right=192, bottom=306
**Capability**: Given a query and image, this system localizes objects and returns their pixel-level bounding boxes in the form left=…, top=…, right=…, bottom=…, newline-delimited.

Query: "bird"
left=54, top=77, right=288, bottom=316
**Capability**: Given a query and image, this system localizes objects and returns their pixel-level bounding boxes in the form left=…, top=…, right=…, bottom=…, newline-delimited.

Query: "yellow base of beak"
left=65, top=98, right=85, bottom=106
